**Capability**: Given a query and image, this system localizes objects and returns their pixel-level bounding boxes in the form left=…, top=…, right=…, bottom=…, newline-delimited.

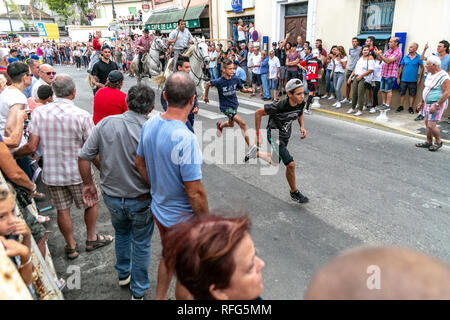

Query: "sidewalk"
left=236, top=90, right=450, bottom=143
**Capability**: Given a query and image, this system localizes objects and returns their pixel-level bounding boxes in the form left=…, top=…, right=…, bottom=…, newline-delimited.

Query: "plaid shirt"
left=29, top=98, right=93, bottom=186
left=381, top=47, right=402, bottom=78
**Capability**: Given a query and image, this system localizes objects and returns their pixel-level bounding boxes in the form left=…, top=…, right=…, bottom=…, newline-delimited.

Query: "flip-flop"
left=429, top=142, right=443, bottom=152
left=415, top=142, right=432, bottom=148
left=85, top=234, right=114, bottom=252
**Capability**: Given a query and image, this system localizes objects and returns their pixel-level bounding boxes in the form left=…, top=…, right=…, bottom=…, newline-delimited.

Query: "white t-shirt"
left=296, top=46, right=306, bottom=60
left=247, top=52, right=255, bottom=68
left=373, top=60, right=383, bottom=82
left=31, top=78, right=48, bottom=100
left=73, top=50, right=81, bottom=57
left=238, top=26, right=246, bottom=41
left=252, top=53, right=261, bottom=74
left=269, top=56, right=281, bottom=79
left=0, top=86, right=29, bottom=148
left=334, top=56, right=348, bottom=73
left=354, top=57, right=375, bottom=78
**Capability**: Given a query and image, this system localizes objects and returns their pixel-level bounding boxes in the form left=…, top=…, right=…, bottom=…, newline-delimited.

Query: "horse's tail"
left=151, top=73, right=166, bottom=88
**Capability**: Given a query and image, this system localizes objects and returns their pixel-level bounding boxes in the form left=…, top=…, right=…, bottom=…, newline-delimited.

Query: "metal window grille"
left=360, top=0, right=395, bottom=34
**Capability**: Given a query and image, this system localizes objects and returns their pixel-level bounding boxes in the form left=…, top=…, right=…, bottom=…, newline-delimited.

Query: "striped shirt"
left=29, top=98, right=93, bottom=186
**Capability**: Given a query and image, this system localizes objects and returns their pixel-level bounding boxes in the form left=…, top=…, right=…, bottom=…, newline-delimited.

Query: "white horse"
left=153, top=36, right=210, bottom=97
left=130, top=36, right=167, bottom=83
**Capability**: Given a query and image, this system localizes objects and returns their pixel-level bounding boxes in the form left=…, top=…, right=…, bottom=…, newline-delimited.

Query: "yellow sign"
left=43, top=23, right=60, bottom=40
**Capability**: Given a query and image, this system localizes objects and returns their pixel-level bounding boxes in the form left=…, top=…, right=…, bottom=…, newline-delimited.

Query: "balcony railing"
left=360, top=0, right=395, bottom=34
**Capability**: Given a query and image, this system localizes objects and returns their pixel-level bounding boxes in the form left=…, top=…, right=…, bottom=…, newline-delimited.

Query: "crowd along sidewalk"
left=235, top=91, right=450, bottom=144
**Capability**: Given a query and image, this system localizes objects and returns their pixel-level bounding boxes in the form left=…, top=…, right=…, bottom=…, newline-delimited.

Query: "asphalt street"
left=37, top=66, right=450, bottom=300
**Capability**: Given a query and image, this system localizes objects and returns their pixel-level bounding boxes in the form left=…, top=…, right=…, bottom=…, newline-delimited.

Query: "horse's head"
left=196, top=36, right=210, bottom=64
left=154, top=37, right=167, bottom=52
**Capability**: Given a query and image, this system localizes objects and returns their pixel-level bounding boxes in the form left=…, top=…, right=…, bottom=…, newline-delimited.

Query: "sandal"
left=37, top=215, right=50, bottom=223
left=65, top=243, right=79, bottom=260
left=85, top=234, right=114, bottom=252
left=415, top=142, right=432, bottom=148
left=31, top=192, right=46, bottom=201
left=429, top=142, right=443, bottom=152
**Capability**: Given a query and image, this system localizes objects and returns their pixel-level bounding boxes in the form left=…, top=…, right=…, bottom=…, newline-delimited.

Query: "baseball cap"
left=107, top=70, right=124, bottom=82
left=285, top=79, right=303, bottom=93
left=272, top=42, right=277, bottom=46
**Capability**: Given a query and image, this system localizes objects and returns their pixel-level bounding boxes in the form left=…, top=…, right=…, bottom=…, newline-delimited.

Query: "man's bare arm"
left=135, top=155, right=150, bottom=186
left=184, top=180, right=209, bottom=215
left=3, top=108, right=27, bottom=149
left=13, top=133, right=39, bottom=158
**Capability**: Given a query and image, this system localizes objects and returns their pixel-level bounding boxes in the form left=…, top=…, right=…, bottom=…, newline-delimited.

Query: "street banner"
left=36, top=23, right=60, bottom=40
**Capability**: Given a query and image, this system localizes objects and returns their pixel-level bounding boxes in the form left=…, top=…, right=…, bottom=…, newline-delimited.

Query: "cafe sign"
left=146, top=19, right=200, bottom=31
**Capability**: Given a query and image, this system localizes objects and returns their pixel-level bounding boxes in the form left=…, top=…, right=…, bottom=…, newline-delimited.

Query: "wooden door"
left=285, top=16, right=307, bottom=44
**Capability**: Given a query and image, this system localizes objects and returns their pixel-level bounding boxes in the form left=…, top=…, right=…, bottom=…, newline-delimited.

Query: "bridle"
left=190, top=42, right=208, bottom=86
left=146, top=39, right=166, bottom=68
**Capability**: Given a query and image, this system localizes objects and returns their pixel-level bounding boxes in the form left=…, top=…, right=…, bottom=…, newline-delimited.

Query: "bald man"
left=31, top=64, right=55, bottom=99
left=305, top=246, right=450, bottom=300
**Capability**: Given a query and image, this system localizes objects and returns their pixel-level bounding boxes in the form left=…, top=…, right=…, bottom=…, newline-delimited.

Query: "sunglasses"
left=42, top=71, right=56, bottom=76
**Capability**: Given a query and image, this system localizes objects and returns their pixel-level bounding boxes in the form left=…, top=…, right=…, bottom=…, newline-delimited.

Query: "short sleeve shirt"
left=93, top=87, right=128, bottom=125
left=348, top=46, right=362, bottom=71
left=287, top=52, right=300, bottom=72
left=265, top=99, right=305, bottom=140
left=381, top=47, right=402, bottom=78
left=400, top=54, right=423, bottom=82
left=136, top=114, right=203, bottom=228
left=168, top=28, right=194, bottom=50
left=0, top=86, right=29, bottom=148
left=91, top=60, right=119, bottom=85
left=210, top=76, right=243, bottom=112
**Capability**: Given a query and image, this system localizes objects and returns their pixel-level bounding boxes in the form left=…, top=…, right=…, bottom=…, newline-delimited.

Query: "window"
left=285, top=3, right=308, bottom=17
left=360, top=0, right=395, bottom=34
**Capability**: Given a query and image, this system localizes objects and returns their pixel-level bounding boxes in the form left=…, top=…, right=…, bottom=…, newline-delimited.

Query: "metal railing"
left=360, top=0, right=396, bottom=34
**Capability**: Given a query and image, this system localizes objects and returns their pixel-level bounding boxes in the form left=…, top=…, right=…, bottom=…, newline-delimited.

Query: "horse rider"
left=134, top=28, right=154, bottom=76
left=88, top=30, right=102, bottom=73
left=167, top=19, right=194, bottom=72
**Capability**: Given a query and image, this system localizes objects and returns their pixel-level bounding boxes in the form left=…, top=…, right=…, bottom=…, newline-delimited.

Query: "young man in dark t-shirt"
left=91, top=45, right=119, bottom=96
left=204, top=59, right=253, bottom=151
left=247, top=78, right=309, bottom=203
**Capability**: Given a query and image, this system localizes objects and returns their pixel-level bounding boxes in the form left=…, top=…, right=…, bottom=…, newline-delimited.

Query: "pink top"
left=27, top=97, right=43, bottom=112
left=381, top=47, right=402, bottom=78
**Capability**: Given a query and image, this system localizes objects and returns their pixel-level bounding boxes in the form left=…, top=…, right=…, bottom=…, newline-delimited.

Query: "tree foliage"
left=44, top=0, right=92, bottom=25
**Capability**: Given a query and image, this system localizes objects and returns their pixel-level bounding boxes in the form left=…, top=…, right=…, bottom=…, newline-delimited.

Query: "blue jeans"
left=209, top=67, right=217, bottom=80
left=333, top=72, right=345, bottom=101
left=47, top=56, right=53, bottom=66
left=102, top=193, right=154, bottom=298
left=380, top=77, right=396, bottom=92
left=261, top=73, right=271, bottom=99
left=325, top=69, right=335, bottom=94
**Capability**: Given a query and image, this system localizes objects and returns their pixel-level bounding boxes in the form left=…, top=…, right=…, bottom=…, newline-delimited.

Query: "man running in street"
left=247, top=78, right=309, bottom=204
left=203, top=59, right=254, bottom=153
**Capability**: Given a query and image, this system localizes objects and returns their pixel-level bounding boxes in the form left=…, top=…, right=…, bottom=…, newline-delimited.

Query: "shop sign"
left=147, top=19, right=200, bottom=31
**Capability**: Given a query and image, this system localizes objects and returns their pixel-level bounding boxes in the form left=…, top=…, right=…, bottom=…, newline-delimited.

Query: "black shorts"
left=252, top=72, right=261, bottom=86
left=346, top=69, right=353, bottom=82
left=307, top=79, right=317, bottom=92
left=268, top=135, right=293, bottom=166
left=399, top=81, right=417, bottom=96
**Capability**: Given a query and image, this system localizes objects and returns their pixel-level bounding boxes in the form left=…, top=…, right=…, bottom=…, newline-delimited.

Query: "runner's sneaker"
left=119, top=274, right=131, bottom=286
left=244, top=145, right=259, bottom=163
left=290, top=190, right=309, bottom=203
left=216, top=121, right=223, bottom=137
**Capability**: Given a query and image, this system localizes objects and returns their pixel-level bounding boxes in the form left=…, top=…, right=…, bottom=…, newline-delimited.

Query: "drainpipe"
left=208, top=0, right=212, bottom=39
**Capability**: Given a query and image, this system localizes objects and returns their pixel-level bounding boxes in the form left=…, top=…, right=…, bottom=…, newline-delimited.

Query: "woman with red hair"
left=163, top=213, right=265, bottom=300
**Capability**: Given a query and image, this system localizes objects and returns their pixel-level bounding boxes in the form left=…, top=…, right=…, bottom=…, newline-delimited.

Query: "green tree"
left=44, top=0, right=92, bottom=25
